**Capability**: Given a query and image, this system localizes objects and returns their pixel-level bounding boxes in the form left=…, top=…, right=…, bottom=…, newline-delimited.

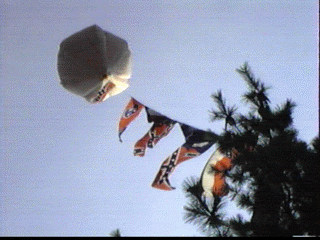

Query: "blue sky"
left=1, top=0, right=318, bottom=236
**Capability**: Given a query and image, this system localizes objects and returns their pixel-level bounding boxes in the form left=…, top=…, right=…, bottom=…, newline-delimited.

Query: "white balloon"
left=57, top=25, right=131, bottom=103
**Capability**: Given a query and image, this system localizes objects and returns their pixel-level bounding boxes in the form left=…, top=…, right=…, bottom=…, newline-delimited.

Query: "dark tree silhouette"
left=183, top=63, right=319, bottom=237
left=110, top=228, right=121, bottom=237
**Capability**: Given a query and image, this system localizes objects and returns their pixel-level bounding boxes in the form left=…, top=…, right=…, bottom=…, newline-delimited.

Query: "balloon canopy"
left=57, top=25, right=132, bottom=103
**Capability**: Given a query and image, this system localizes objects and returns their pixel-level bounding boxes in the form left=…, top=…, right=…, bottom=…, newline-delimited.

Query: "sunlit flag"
left=152, top=124, right=218, bottom=190
left=200, top=149, right=233, bottom=197
left=118, top=98, right=145, bottom=142
left=134, top=108, right=176, bottom=157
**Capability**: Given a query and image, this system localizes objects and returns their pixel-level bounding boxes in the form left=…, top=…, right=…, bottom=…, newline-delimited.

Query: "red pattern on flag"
left=134, top=121, right=175, bottom=157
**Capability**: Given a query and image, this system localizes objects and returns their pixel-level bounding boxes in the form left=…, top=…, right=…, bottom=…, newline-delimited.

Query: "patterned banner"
left=200, top=149, right=233, bottom=197
left=118, top=98, right=144, bottom=142
left=151, top=124, right=218, bottom=191
left=118, top=98, right=222, bottom=192
left=134, top=120, right=176, bottom=157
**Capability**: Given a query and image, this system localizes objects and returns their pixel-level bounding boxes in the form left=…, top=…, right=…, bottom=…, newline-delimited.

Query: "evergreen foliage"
left=110, top=228, right=121, bottom=237
left=183, top=63, right=319, bottom=236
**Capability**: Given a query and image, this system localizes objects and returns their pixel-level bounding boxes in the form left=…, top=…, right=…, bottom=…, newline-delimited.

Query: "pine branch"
left=228, top=214, right=252, bottom=236
left=110, top=228, right=121, bottom=237
left=183, top=177, right=228, bottom=234
left=272, top=99, right=296, bottom=132
left=210, top=90, right=238, bottom=131
left=211, top=90, right=227, bottom=114
left=183, top=177, right=211, bottom=217
left=236, top=62, right=259, bottom=91
left=184, top=63, right=320, bottom=236
left=237, top=63, right=271, bottom=116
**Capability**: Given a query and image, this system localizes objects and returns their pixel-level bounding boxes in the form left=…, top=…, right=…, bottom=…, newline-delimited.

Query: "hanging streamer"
left=151, top=123, right=218, bottom=190
left=200, top=149, right=233, bottom=197
left=134, top=108, right=176, bottom=157
left=118, top=98, right=224, bottom=192
left=118, top=98, right=144, bottom=142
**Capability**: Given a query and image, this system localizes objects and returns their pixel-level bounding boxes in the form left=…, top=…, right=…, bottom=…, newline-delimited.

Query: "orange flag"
left=151, top=124, right=218, bottom=191
left=133, top=108, right=176, bottom=157
left=118, top=98, right=144, bottom=142
left=200, top=149, right=233, bottom=197
left=151, top=144, right=212, bottom=190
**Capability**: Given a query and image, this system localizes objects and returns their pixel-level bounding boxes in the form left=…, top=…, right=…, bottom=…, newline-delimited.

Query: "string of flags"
left=57, top=25, right=234, bottom=197
left=118, top=98, right=233, bottom=196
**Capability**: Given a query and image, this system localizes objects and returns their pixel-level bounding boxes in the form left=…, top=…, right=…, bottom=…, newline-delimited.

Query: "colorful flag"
left=200, top=149, right=233, bottom=197
left=118, top=98, right=144, bottom=142
left=134, top=108, right=175, bottom=157
left=151, top=124, right=218, bottom=190
left=134, top=120, right=175, bottom=157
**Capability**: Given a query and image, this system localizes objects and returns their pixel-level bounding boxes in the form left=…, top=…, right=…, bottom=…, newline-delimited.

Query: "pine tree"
left=110, top=228, right=121, bottom=237
left=183, top=63, right=320, bottom=237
